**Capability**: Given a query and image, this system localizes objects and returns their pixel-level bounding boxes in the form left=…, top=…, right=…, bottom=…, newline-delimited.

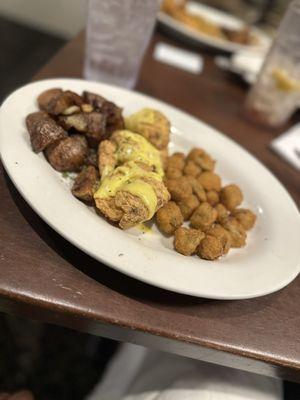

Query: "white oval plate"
left=158, top=1, right=270, bottom=54
left=1, top=78, right=299, bottom=300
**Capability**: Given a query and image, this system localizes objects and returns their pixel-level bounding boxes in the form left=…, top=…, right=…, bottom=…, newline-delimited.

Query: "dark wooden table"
left=1, top=31, right=300, bottom=382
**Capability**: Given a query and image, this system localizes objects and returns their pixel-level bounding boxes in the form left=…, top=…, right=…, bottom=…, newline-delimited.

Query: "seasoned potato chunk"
left=156, top=201, right=183, bottom=235
left=220, top=184, right=243, bottom=211
left=72, top=166, right=99, bottom=203
left=174, top=227, right=205, bottom=256
left=26, top=111, right=67, bottom=153
left=45, top=135, right=88, bottom=172
left=190, top=202, right=217, bottom=231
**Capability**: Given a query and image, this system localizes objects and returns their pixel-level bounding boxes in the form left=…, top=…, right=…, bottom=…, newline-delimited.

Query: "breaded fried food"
left=99, top=130, right=164, bottom=178
left=167, top=152, right=185, bottom=170
left=215, top=203, right=229, bottom=223
left=187, top=148, right=215, bottom=171
left=232, top=208, right=256, bottom=230
left=165, top=166, right=183, bottom=179
left=222, top=216, right=247, bottom=248
left=165, top=152, right=185, bottom=179
left=125, top=108, right=170, bottom=150
left=156, top=201, right=183, bottom=235
left=177, top=194, right=199, bottom=220
left=186, top=176, right=207, bottom=202
left=206, top=190, right=219, bottom=206
left=183, top=160, right=201, bottom=177
left=207, top=224, right=232, bottom=254
left=115, top=191, right=149, bottom=230
left=197, top=235, right=223, bottom=260
left=174, top=227, right=205, bottom=256
left=190, top=202, right=217, bottom=231
left=94, top=162, right=170, bottom=229
left=165, top=177, right=192, bottom=202
left=198, top=171, right=221, bottom=191
left=220, top=184, right=243, bottom=211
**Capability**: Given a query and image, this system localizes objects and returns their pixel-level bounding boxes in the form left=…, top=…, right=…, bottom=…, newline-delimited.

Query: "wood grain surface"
left=1, top=31, right=300, bottom=382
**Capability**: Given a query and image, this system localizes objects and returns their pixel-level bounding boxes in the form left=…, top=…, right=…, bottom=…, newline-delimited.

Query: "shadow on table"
left=4, top=169, right=276, bottom=317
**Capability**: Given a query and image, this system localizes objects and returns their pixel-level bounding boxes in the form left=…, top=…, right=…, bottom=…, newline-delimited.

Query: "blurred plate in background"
left=158, top=1, right=271, bottom=53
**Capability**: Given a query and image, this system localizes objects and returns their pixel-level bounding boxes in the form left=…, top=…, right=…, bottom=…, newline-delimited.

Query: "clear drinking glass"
left=244, top=0, right=300, bottom=128
left=84, top=0, right=160, bottom=89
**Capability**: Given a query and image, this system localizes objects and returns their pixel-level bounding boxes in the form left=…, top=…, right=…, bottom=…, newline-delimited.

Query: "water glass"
left=84, top=0, right=160, bottom=88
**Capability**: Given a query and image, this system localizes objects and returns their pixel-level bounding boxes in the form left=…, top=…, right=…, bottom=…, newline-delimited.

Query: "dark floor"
left=0, top=15, right=300, bottom=400
left=0, top=313, right=118, bottom=399
left=0, top=16, right=65, bottom=101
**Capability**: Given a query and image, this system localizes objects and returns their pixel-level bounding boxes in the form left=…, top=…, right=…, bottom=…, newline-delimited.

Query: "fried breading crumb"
left=198, top=171, right=221, bottom=191
left=190, top=202, right=217, bottom=231
left=174, top=227, right=205, bottom=256
left=156, top=201, right=184, bottom=235
left=232, top=208, right=256, bottom=230
left=197, top=235, right=223, bottom=260
left=220, top=184, right=243, bottom=211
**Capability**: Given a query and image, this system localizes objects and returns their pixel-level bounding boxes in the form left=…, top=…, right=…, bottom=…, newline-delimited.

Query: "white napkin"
left=216, top=49, right=266, bottom=84
left=271, top=124, right=300, bottom=171
left=86, top=343, right=283, bottom=400
left=153, top=42, right=204, bottom=74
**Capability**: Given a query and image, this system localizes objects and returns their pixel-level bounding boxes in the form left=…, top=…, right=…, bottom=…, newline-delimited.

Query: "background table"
left=1, top=31, right=300, bottom=383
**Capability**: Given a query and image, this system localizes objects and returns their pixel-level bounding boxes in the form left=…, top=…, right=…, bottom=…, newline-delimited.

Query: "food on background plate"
left=25, top=87, right=256, bottom=261
left=161, top=0, right=258, bottom=46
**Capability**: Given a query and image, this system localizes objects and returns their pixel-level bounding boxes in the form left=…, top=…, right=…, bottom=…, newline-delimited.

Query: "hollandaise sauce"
left=114, top=130, right=164, bottom=177
left=94, top=162, right=162, bottom=219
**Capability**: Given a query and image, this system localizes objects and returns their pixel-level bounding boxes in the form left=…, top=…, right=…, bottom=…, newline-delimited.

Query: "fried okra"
left=222, top=217, right=247, bottom=248
left=206, top=190, right=219, bottom=206
left=190, top=202, right=217, bottom=231
left=183, top=160, right=201, bottom=177
left=220, top=184, right=243, bottom=211
left=177, top=194, right=199, bottom=220
left=174, top=227, right=205, bottom=256
left=207, top=224, right=232, bottom=254
left=186, top=176, right=207, bottom=202
left=232, top=208, right=256, bottom=230
left=215, top=203, right=229, bottom=223
left=187, top=148, right=215, bottom=171
left=197, top=235, right=223, bottom=260
left=156, top=201, right=183, bottom=235
left=165, top=166, right=183, bottom=179
left=198, top=171, right=221, bottom=191
left=167, top=152, right=185, bottom=170
left=165, top=177, right=193, bottom=202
